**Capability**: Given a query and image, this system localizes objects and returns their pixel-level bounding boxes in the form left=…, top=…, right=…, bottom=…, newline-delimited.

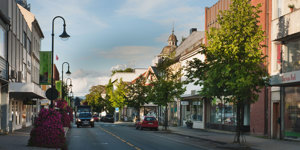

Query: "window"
left=210, top=98, right=236, bottom=125
left=23, top=32, right=27, bottom=47
left=0, top=26, right=6, bottom=58
left=27, top=37, right=31, bottom=54
left=282, top=39, right=300, bottom=73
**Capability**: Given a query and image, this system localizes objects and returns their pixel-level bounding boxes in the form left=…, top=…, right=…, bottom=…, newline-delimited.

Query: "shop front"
left=205, top=97, right=250, bottom=132
left=8, top=82, right=44, bottom=131
left=180, top=96, right=204, bottom=129
left=270, top=70, right=300, bottom=140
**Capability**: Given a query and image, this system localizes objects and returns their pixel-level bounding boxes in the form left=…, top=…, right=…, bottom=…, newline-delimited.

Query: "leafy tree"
left=109, top=78, right=128, bottom=109
left=185, top=0, right=269, bottom=143
left=84, top=85, right=106, bottom=112
left=148, top=57, right=186, bottom=130
left=111, top=68, right=134, bottom=76
left=127, top=75, right=149, bottom=118
left=105, top=79, right=116, bottom=114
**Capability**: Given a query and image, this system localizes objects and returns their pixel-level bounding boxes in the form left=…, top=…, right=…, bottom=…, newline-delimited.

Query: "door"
left=273, top=102, right=280, bottom=139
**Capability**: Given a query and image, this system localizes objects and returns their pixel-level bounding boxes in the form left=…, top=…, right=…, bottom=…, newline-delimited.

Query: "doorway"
left=273, top=102, right=280, bottom=139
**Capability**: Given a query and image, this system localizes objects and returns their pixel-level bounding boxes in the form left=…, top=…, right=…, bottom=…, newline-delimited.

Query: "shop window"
left=282, top=39, right=300, bottom=73
left=192, top=101, right=203, bottom=121
left=284, top=86, right=300, bottom=139
left=210, top=98, right=237, bottom=125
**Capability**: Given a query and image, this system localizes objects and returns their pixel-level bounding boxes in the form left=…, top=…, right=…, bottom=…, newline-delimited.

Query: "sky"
left=28, top=0, right=219, bottom=97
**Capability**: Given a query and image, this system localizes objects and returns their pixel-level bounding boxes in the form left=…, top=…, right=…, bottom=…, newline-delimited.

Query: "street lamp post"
left=61, top=62, right=71, bottom=101
left=50, top=16, right=70, bottom=108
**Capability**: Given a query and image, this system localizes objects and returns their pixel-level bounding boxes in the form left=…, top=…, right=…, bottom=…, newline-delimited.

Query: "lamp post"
left=61, top=62, right=71, bottom=101
left=50, top=16, right=70, bottom=108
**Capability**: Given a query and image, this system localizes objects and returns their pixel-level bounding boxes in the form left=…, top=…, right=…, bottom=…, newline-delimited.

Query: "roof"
left=175, top=31, right=205, bottom=58
left=17, top=4, right=44, bottom=38
left=160, top=45, right=177, bottom=55
left=168, top=33, right=178, bottom=42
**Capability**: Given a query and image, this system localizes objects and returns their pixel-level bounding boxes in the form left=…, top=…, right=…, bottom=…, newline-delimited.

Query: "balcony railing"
left=271, top=9, right=300, bottom=41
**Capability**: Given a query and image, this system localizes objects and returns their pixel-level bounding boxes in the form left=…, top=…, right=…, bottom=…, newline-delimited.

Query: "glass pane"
left=282, top=40, right=300, bottom=73
left=285, top=86, right=300, bottom=139
left=0, top=26, right=5, bottom=58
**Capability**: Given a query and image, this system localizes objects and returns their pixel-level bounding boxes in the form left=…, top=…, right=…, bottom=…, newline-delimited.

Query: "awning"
left=142, top=102, right=158, bottom=107
left=9, top=82, right=46, bottom=99
left=181, top=94, right=201, bottom=100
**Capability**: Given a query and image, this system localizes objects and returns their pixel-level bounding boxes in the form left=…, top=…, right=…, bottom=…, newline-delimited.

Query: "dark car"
left=103, top=114, right=114, bottom=123
left=76, top=112, right=94, bottom=128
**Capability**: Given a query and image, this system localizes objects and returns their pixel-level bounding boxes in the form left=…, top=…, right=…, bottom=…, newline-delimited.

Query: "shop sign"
left=193, top=101, right=201, bottom=105
left=181, top=101, right=189, bottom=105
left=270, top=70, right=300, bottom=85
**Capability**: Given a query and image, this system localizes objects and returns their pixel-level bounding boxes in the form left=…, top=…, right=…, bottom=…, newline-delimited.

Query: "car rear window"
left=145, top=117, right=156, bottom=121
left=79, top=113, right=92, bottom=117
left=106, top=114, right=113, bottom=117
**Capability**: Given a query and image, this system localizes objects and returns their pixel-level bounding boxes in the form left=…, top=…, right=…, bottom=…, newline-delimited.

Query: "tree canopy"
left=185, top=0, right=269, bottom=143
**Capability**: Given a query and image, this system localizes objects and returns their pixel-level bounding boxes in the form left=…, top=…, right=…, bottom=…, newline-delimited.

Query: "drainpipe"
left=265, top=0, right=270, bottom=136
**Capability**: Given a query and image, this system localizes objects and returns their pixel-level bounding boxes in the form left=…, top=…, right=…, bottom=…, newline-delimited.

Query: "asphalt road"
left=67, top=122, right=210, bottom=150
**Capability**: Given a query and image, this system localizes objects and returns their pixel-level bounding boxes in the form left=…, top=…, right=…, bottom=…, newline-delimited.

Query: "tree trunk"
left=235, top=102, right=241, bottom=143
left=164, top=105, right=168, bottom=130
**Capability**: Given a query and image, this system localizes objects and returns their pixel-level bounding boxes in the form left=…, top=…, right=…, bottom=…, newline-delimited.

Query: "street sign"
left=115, top=107, right=119, bottom=112
left=46, top=87, right=59, bottom=100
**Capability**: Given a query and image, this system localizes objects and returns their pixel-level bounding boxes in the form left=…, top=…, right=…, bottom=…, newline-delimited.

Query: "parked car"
left=76, top=112, right=94, bottom=128
left=103, top=114, right=114, bottom=123
left=136, top=116, right=158, bottom=130
left=93, top=115, right=100, bottom=122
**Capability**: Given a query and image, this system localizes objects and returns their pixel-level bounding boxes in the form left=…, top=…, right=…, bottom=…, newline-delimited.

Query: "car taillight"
left=142, top=121, right=147, bottom=124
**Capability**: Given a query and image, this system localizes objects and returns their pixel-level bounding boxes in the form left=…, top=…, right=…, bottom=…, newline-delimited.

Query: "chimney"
left=190, top=28, right=197, bottom=35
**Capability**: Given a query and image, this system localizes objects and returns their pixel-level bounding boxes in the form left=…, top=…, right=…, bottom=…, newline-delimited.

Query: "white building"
left=0, top=0, right=45, bottom=133
left=270, top=0, right=300, bottom=139
left=176, top=29, right=205, bottom=129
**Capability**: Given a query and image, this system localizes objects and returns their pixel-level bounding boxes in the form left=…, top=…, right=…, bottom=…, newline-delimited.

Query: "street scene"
left=1, top=0, right=300, bottom=149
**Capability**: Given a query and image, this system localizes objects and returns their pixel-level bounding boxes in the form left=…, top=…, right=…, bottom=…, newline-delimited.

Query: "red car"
left=136, top=116, right=158, bottom=131
left=93, top=115, right=100, bottom=122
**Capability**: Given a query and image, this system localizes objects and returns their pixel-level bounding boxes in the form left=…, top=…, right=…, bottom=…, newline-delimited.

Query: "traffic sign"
left=46, top=87, right=59, bottom=100
left=115, top=107, right=119, bottom=112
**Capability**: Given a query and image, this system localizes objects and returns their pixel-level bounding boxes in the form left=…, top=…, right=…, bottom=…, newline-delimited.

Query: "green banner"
left=56, top=80, right=62, bottom=99
left=40, top=51, right=52, bottom=85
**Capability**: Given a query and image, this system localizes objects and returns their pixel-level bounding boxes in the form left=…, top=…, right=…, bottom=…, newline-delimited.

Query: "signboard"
left=115, top=107, right=119, bottom=112
left=40, top=51, right=52, bottom=85
left=46, top=87, right=59, bottom=100
left=192, top=101, right=202, bottom=105
left=270, top=70, right=300, bottom=85
left=181, top=101, right=189, bottom=105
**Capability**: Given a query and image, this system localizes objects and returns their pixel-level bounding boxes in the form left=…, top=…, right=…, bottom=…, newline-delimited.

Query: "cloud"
left=31, top=0, right=108, bottom=35
left=70, top=69, right=110, bottom=96
left=99, top=46, right=160, bottom=67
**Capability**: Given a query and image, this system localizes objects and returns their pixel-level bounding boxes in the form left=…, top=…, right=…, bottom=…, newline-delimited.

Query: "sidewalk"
left=0, top=127, right=55, bottom=150
left=117, top=121, right=300, bottom=150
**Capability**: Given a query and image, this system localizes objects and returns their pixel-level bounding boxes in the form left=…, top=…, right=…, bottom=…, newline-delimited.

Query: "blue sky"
left=29, top=0, right=219, bottom=96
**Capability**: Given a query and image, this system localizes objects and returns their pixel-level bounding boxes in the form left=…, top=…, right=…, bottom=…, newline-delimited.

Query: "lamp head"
left=59, top=24, right=70, bottom=41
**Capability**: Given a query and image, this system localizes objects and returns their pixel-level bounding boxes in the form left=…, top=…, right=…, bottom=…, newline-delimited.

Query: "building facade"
left=0, top=7, right=10, bottom=134
left=205, top=0, right=272, bottom=134
left=270, top=0, right=300, bottom=140
left=0, top=0, right=45, bottom=133
left=175, top=29, right=206, bottom=129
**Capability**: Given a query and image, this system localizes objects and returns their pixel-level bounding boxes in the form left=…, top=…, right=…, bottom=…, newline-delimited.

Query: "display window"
left=282, top=39, right=300, bottom=73
left=284, top=86, right=300, bottom=139
left=210, top=98, right=236, bottom=125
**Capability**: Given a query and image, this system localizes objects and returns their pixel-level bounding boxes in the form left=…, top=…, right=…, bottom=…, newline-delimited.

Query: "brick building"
left=204, top=0, right=272, bottom=136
